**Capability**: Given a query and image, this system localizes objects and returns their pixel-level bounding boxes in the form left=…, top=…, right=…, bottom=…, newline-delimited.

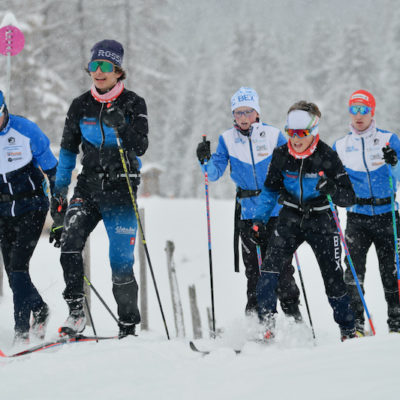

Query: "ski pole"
left=84, top=295, right=98, bottom=342
left=319, top=171, right=376, bottom=335
left=250, top=225, right=263, bottom=273
left=294, top=252, right=316, bottom=340
left=385, top=143, right=400, bottom=303
left=202, top=135, right=216, bottom=336
left=107, top=123, right=170, bottom=340
left=256, top=245, right=263, bottom=272
left=84, top=276, right=119, bottom=325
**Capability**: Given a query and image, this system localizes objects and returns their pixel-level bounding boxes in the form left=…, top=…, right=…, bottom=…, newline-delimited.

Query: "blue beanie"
left=90, top=39, right=124, bottom=66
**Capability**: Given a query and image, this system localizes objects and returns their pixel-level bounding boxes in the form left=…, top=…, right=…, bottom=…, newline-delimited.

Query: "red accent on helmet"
left=349, top=90, right=376, bottom=116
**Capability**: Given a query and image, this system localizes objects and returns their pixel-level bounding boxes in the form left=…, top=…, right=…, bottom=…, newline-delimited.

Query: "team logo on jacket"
left=304, top=172, right=319, bottom=178
left=285, top=172, right=298, bottom=179
left=374, top=139, right=379, bottom=145
left=345, top=146, right=358, bottom=152
left=116, top=226, right=136, bottom=235
left=260, top=131, right=265, bottom=137
left=8, top=137, right=15, bottom=144
left=7, top=151, right=22, bottom=162
left=83, top=118, right=97, bottom=125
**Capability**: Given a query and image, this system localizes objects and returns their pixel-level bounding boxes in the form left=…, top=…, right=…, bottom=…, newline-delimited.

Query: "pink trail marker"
left=0, top=25, right=25, bottom=56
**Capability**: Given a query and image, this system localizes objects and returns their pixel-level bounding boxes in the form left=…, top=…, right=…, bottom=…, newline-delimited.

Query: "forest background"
left=0, top=0, right=398, bottom=198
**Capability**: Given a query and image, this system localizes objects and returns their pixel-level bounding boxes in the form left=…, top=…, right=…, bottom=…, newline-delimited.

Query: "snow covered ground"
left=0, top=197, right=398, bottom=400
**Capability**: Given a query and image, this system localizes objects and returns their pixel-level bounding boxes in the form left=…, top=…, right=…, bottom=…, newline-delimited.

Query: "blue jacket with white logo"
left=333, top=124, right=400, bottom=215
left=200, top=122, right=286, bottom=220
left=0, top=113, right=57, bottom=216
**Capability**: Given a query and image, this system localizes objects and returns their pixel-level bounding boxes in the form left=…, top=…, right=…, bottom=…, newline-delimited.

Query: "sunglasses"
left=88, top=60, right=114, bottom=73
left=285, top=128, right=313, bottom=138
left=349, top=105, right=371, bottom=115
left=233, top=109, right=255, bottom=118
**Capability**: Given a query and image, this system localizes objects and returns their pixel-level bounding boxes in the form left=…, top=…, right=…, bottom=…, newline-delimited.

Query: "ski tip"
left=0, top=349, right=7, bottom=358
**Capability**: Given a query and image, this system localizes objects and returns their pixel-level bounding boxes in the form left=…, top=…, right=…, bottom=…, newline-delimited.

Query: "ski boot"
left=340, top=327, right=360, bottom=342
left=118, top=321, right=137, bottom=339
left=13, top=330, right=29, bottom=346
left=31, top=303, right=50, bottom=340
left=281, top=300, right=303, bottom=323
left=355, top=319, right=365, bottom=337
left=59, top=298, right=86, bottom=337
left=259, top=313, right=276, bottom=343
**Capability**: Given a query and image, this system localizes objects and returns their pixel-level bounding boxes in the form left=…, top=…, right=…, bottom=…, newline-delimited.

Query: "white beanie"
left=231, top=87, right=260, bottom=114
left=286, top=110, right=319, bottom=136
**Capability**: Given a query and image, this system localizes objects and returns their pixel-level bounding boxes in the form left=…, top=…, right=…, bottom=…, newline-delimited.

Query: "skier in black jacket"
left=50, top=39, right=148, bottom=337
left=252, top=101, right=358, bottom=341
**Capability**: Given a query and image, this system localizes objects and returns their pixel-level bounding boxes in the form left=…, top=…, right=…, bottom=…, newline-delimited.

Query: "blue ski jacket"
left=0, top=113, right=57, bottom=217
left=333, top=124, right=400, bottom=216
left=200, top=122, right=286, bottom=220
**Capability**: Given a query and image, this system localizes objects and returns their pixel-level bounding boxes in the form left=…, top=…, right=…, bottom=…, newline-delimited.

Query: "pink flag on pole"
left=0, top=25, right=25, bottom=56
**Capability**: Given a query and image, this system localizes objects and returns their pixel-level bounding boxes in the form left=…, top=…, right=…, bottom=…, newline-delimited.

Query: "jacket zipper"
left=99, top=103, right=105, bottom=149
left=361, top=137, right=375, bottom=216
left=248, top=135, right=260, bottom=190
left=299, top=158, right=304, bottom=206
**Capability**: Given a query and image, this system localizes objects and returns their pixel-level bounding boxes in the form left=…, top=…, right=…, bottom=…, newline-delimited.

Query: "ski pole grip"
left=318, top=171, right=324, bottom=177
left=202, top=134, right=207, bottom=143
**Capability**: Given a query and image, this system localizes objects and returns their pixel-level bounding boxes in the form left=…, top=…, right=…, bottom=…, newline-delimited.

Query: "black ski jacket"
left=56, top=88, right=148, bottom=197
left=254, top=139, right=356, bottom=222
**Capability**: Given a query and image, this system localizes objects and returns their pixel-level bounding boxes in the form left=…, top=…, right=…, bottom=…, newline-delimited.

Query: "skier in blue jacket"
left=0, top=90, right=57, bottom=343
left=196, top=87, right=301, bottom=320
left=333, top=90, right=400, bottom=335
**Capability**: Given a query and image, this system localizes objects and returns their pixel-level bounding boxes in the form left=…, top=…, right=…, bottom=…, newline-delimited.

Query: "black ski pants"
left=240, top=217, right=300, bottom=315
left=344, top=212, right=400, bottom=331
left=257, top=208, right=354, bottom=332
left=0, top=208, right=47, bottom=333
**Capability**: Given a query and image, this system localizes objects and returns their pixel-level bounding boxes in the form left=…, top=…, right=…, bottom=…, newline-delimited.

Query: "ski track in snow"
left=0, top=198, right=398, bottom=399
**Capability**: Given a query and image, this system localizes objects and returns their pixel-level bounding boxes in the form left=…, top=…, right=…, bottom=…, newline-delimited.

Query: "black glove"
left=316, top=175, right=337, bottom=196
left=196, top=140, right=211, bottom=164
left=50, top=194, right=67, bottom=247
left=102, top=106, right=126, bottom=129
left=248, top=222, right=269, bottom=246
left=382, top=145, right=398, bottom=166
left=124, top=149, right=140, bottom=172
left=50, top=194, right=68, bottom=222
left=49, top=222, right=63, bottom=248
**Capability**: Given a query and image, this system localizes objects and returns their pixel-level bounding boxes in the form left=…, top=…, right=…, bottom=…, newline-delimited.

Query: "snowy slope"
left=0, top=197, right=398, bottom=400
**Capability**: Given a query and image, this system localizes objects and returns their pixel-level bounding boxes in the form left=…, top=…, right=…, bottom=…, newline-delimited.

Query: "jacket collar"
left=349, top=119, right=376, bottom=141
